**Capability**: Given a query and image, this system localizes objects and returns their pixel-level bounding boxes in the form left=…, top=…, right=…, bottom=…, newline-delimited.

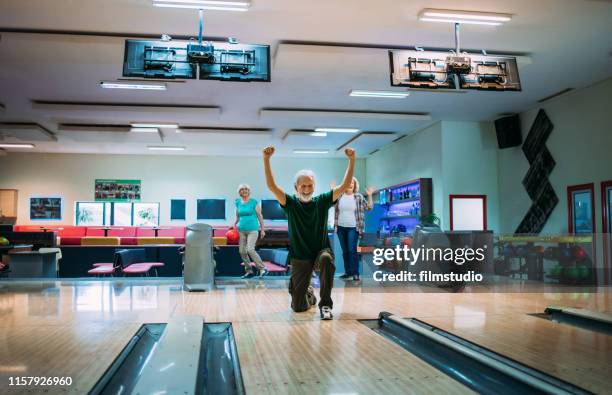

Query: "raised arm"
left=262, top=146, right=286, bottom=206
left=332, top=147, right=356, bottom=202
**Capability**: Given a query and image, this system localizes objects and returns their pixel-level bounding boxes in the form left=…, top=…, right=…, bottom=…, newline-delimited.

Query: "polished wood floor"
left=0, top=278, right=610, bottom=394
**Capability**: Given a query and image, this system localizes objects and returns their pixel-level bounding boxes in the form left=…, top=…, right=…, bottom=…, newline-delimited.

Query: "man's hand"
left=344, top=147, right=355, bottom=159
left=365, top=187, right=374, bottom=196
left=263, top=146, right=275, bottom=159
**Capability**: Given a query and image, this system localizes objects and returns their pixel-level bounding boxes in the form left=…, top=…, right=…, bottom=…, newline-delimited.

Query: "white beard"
left=298, top=192, right=313, bottom=203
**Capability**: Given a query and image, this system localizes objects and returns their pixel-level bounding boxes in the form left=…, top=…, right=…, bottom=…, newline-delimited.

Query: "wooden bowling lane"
left=233, top=319, right=475, bottom=395
left=0, top=322, right=141, bottom=395
left=421, top=313, right=612, bottom=394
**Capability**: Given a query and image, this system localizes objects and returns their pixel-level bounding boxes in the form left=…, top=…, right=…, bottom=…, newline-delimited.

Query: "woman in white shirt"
left=332, top=177, right=373, bottom=280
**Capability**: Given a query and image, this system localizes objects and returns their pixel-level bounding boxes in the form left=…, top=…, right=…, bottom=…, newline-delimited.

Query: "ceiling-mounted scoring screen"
left=123, top=39, right=271, bottom=82
left=389, top=50, right=521, bottom=91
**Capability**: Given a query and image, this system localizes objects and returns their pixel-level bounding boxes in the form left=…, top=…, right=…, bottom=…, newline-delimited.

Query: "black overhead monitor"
left=261, top=199, right=287, bottom=220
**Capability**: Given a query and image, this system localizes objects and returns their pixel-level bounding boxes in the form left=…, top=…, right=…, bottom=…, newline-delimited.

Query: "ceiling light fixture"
left=100, top=81, right=167, bottom=90
left=0, top=143, right=35, bottom=148
left=418, top=9, right=511, bottom=26
left=294, top=149, right=329, bottom=154
left=153, top=0, right=249, bottom=11
left=310, top=132, right=328, bottom=137
left=131, top=123, right=178, bottom=128
left=148, top=146, right=186, bottom=151
left=314, top=128, right=360, bottom=134
left=350, top=90, right=410, bottom=98
left=130, top=127, right=160, bottom=133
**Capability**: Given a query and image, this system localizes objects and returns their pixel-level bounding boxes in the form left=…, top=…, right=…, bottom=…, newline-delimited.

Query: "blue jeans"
left=337, top=226, right=359, bottom=275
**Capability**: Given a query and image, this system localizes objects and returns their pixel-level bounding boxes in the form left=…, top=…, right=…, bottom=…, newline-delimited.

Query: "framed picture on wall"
left=449, top=195, right=487, bottom=231
left=75, top=202, right=105, bottom=226
left=170, top=199, right=186, bottom=221
left=567, top=183, right=595, bottom=234
left=30, top=197, right=63, bottom=221
left=197, top=199, right=225, bottom=220
left=95, top=179, right=141, bottom=202
left=133, top=202, right=160, bottom=226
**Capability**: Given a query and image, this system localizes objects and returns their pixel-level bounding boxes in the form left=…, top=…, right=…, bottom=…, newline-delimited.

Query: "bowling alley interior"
left=1, top=1, right=611, bottom=394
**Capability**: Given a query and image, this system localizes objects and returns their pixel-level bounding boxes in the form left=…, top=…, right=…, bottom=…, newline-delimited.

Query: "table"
left=8, top=250, right=58, bottom=278
left=91, top=227, right=124, bottom=237
left=39, top=227, right=64, bottom=232
left=1, top=244, right=33, bottom=270
left=145, top=227, right=171, bottom=237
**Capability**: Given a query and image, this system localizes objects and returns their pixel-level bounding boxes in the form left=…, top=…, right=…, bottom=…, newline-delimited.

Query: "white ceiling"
left=0, top=0, right=610, bottom=157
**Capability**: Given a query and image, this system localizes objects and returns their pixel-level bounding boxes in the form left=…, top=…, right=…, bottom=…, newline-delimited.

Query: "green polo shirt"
left=281, top=190, right=335, bottom=261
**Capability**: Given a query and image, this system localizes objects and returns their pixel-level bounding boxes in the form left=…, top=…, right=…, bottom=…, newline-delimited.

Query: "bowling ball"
left=503, top=245, right=516, bottom=257
left=0, top=237, right=8, bottom=246
left=578, top=265, right=589, bottom=279
left=564, top=266, right=579, bottom=279
left=391, top=237, right=401, bottom=246
left=400, top=237, right=412, bottom=247
left=550, top=265, right=562, bottom=277
left=225, top=229, right=239, bottom=245
left=573, top=246, right=587, bottom=260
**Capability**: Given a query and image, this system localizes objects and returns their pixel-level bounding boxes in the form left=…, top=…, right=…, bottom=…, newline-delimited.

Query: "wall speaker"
left=495, top=114, right=522, bottom=149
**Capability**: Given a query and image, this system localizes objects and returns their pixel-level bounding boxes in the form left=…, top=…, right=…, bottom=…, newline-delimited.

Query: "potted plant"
left=419, top=213, right=440, bottom=227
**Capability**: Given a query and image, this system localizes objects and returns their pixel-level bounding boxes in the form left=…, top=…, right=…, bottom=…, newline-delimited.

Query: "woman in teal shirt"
left=234, top=184, right=267, bottom=278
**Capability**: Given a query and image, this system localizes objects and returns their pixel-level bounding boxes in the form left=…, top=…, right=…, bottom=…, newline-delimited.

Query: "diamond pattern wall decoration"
left=515, top=110, right=557, bottom=234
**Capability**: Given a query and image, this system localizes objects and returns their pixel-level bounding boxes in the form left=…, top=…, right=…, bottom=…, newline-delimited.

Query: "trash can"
left=184, top=223, right=215, bottom=291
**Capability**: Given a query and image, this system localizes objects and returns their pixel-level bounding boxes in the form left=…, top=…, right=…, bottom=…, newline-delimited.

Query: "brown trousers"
left=288, top=248, right=335, bottom=312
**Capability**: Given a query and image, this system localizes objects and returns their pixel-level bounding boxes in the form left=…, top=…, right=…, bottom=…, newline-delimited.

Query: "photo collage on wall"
left=29, top=197, right=62, bottom=220
left=95, top=179, right=141, bottom=202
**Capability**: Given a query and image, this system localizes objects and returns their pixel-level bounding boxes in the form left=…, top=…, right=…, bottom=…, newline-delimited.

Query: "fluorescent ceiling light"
left=294, top=149, right=329, bottom=154
left=153, top=0, right=249, bottom=11
left=131, top=123, right=178, bottom=128
left=418, top=9, right=511, bottom=25
left=0, top=143, right=35, bottom=148
left=314, top=128, right=360, bottom=134
left=310, top=132, right=328, bottom=137
left=131, top=127, right=160, bottom=133
left=148, top=146, right=185, bottom=151
left=350, top=90, right=410, bottom=98
left=419, top=17, right=502, bottom=26
left=100, top=81, right=167, bottom=90
left=154, top=0, right=249, bottom=5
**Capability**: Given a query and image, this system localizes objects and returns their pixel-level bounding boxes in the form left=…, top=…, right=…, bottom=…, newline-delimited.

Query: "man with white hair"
left=262, top=145, right=356, bottom=319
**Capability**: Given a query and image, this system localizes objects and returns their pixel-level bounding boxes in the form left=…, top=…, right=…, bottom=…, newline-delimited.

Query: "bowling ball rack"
left=496, top=235, right=595, bottom=286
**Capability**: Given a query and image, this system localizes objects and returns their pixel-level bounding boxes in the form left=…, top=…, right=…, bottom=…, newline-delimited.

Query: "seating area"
left=257, top=248, right=290, bottom=274
left=4, top=225, right=291, bottom=277
left=87, top=248, right=165, bottom=277
left=11, top=225, right=288, bottom=246
left=13, top=225, right=186, bottom=245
